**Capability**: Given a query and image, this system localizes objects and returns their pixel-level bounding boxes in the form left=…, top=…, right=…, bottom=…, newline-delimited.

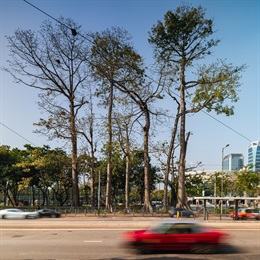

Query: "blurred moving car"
left=121, top=220, right=229, bottom=254
left=0, top=208, right=39, bottom=219
left=229, top=208, right=260, bottom=220
left=169, top=208, right=194, bottom=218
left=37, top=209, right=61, bottom=218
left=251, top=209, right=260, bottom=220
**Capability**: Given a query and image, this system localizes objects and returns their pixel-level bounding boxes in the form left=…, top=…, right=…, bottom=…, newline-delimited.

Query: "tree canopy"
left=148, top=4, right=246, bottom=208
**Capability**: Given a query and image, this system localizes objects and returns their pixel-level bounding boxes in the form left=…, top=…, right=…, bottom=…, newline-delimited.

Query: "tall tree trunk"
left=90, top=148, right=95, bottom=208
left=171, top=167, right=177, bottom=207
left=177, top=66, right=187, bottom=208
left=170, top=152, right=177, bottom=207
left=70, top=102, right=79, bottom=209
left=90, top=103, right=96, bottom=209
left=106, top=83, right=114, bottom=212
left=124, top=128, right=130, bottom=212
left=163, top=112, right=180, bottom=210
left=143, top=105, right=153, bottom=213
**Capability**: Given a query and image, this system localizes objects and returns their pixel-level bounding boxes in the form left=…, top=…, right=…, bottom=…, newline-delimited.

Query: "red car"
left=229, top=208, right=260, bottom=220
left=121, top=220, right=229, bottom=254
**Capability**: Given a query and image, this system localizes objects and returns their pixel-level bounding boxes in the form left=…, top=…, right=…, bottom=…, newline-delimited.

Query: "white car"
left=0, top=208, right=39, bottom=219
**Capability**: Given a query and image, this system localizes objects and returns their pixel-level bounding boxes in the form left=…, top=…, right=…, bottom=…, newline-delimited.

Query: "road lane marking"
left=84, top=240, right=103, bottom=243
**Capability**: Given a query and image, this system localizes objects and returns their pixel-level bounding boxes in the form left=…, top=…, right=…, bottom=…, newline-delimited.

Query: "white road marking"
left=84, top=240, right=103, bottom=243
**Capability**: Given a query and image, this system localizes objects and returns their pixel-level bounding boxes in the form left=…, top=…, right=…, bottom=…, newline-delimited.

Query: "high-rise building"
left=223, top=153, right=244, bottom=171
left=248, top=141, right=260, bottom=172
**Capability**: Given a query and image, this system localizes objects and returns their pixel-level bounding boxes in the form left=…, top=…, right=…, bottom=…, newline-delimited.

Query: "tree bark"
left=177, top=64, right=187, bottom=208
left=70, top=102, right=79, bottom=208
left=143, top=105, right=153, bottom=213
left=105, top=83, right=114, bottom=212
left=124, top=128, right=130, bottom=212
left=163, top=112, right=180, bottom=210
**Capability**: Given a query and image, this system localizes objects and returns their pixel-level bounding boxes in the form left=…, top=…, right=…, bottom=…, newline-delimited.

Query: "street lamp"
left=98, top=170, right=101, bottom=216
left=221, top=144, right=229, bottom=216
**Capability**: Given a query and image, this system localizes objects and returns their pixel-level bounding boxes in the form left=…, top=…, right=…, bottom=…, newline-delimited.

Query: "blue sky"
left=0, top=0, right=259, bottom=171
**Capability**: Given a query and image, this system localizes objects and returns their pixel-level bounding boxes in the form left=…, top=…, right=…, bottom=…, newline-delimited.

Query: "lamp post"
left=98, top=170, right=101, bottom=216
left=214, top=175, right=216, bottom=208
left=221, top=144, right=229, bottom=216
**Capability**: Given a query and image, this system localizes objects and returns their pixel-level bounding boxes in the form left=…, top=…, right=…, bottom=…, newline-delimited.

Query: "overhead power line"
left=22, top=0, right=252, bottom=144
left=23, top=0, right=77, bottom=35
left=0, top=122, right=37, bottom=146
left=201, top=111, right=251, bottom=142
left=23, top=0, right=62, bottom=26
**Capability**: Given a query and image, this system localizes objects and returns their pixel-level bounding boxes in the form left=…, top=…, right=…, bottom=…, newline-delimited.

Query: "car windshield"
left=148, top=222, right=173, bottom=234
left=8, top=209, right=23, bottom=212
left=148, top=222, right=202, bottom=234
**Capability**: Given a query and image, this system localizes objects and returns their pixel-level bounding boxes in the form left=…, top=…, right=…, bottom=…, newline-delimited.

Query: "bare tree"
left=4, top=18, right=91, bottom=208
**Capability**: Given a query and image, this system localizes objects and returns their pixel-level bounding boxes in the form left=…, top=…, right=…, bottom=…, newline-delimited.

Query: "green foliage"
left=0, top=145, right=72, bottom=207
left=193, top=60, right=246, bottom=115
left=197, top=171, right=259, bottom=198
left=129, top=150, right=161, bottom=203
left=148, top=4, right=246, bottom=208
left=206, top=171, right=234, bottom=196
left=0, top=146, right=26, bottom=206
left=97, top=145, right=161, bottom=204
left=90, top=27, right=145, bottom=106
left=234, top=171, right=260, bottom=196
left=185, top=172, right=206, bottom=197
left=149, top=4, right=246, bottom=116
left=149, top=5, right=220, bottom=65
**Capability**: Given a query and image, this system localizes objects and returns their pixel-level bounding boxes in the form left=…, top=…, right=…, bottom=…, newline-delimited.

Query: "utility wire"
left=0, top=121, right=37, bottom=146
left=23, top=0, right=77, bottom=35
left=22, top=0, right=252, bottom=143
left=23, top=0, right=63, bottom=26
left=200, top=111, right=251, bottom=142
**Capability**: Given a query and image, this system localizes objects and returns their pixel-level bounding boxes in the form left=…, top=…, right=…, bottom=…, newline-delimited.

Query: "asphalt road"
left=0, top=217, right=259, bottom=260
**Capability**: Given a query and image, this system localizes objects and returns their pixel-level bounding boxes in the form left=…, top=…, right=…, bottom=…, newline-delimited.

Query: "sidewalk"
left=1, top=215, right=259, bottom=230
left=64, top=215, right=260, bottom=229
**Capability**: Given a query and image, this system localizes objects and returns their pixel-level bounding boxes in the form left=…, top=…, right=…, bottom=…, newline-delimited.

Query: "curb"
left=0, top=217, right=259, bottom=230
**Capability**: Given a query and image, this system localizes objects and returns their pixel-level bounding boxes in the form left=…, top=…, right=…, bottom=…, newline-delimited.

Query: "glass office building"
left=223, top=153, right=244, bottom=171
left=248, top=141, right=260, bottom=172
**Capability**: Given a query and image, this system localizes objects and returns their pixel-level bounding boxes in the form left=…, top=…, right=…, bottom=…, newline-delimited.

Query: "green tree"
left=148, top=4, right=246, bottom=208
left=129, top=149, right=160, bottom=206
left=90, top=27, right=162, bottom=212
left=185, top=172, right=206, bottom=197
left=90, top=27, right=128, bottom=211
left=0, top=146, right=24, bottom=206
left=206, top=171, right=234, bottom=198
left=42, top=148, right=72, bottom=206
left=15, top=145, right=72, bottom=207
left=234, top=171, right=260, bottom=197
